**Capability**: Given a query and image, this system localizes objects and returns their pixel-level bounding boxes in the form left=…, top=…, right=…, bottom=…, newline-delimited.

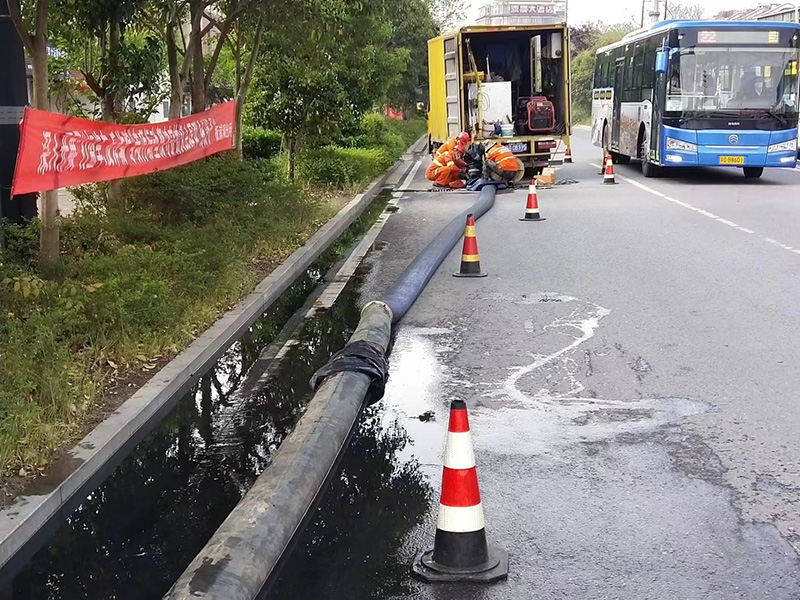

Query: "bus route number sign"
left=698, top=30, right=780, bottom=46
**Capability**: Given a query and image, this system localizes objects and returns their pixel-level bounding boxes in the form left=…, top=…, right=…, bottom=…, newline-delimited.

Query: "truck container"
left=427, top=23, right=572, bottom=169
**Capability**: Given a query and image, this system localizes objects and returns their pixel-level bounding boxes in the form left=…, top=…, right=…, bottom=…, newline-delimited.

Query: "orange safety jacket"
left=487, top=144, right=518, bottom=172
left=435, top=137, right=460, bottom=158
left=426, top=151, right=461, bottom=181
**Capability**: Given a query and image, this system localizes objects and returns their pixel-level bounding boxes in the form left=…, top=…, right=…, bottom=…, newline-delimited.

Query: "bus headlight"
left=666, top=137, right=697, bottom=152
left=768, top=139, right=797, bottom=153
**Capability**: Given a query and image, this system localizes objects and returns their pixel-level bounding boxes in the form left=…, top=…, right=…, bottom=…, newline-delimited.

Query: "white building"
left=475, top=1, right=567, bottom=26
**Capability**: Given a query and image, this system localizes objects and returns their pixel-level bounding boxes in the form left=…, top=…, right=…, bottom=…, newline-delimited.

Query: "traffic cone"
left=412, top=400, right=508, bottom=583
left=603, top=154, right=617, bottom=185
left=453, top=214, right=487, bottom=278
left=519, top=179, right=545, bottom=222
left=564, top=147, right=573, bottom=163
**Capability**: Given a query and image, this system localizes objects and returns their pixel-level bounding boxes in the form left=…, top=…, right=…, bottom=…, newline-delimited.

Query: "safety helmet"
left=458, top=132, right=471, bottom=145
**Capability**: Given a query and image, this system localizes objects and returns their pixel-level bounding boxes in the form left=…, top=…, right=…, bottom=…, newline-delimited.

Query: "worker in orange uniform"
left=435, top=132, right=471, bottom=159
left=483, top=141, right=521, bottom=184
left=426, top=148, right=467, bottom=189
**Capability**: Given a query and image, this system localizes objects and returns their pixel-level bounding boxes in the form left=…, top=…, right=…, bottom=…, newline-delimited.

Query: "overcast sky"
left=464, top=0, right=764, bottom=26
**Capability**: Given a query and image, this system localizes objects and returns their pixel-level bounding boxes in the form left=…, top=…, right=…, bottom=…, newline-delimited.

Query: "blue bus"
left=591, top=20, right=800, bottom=178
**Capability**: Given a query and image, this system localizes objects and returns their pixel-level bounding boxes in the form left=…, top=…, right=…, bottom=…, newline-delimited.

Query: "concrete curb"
left=574, top=124, right=591, bottom=131
left=0, top=135, right=425, bottom=573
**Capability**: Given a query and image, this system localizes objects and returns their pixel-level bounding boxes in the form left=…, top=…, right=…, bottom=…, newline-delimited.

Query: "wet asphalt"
left=269, top=131, right=800, bottom=599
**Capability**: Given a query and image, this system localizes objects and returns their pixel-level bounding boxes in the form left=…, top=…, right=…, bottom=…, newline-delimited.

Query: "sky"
left=464, top=0, right=767, bottom=26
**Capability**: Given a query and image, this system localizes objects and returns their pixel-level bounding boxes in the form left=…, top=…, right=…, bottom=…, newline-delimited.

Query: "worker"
left=435, top=131, right=471, bottom=159
left=426, top=148, right=466, bottom=189
left=483, top=141, right=521, bottom=183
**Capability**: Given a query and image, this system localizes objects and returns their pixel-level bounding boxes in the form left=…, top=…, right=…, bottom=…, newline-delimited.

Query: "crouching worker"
left=483, top=141, right=521, bottom=184
left=435, top=131, right=471, bottom=159
left=426, top=149, right=466, bottom=189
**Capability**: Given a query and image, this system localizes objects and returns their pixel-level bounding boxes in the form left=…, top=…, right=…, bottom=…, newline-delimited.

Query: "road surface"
left=267, top=130, right=800, bottom=600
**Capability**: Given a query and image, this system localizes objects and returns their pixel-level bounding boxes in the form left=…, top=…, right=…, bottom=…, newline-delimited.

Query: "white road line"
left=590, top=162, right=800, bottom=257
left=399, top=158, right=423, bottom=191
left=312, top=195, right=401, bottom=312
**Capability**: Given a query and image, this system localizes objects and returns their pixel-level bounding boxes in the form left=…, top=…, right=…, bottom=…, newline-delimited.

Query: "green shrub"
left=120, top=155, right=283, bottom=226
left=299, top=146, right=393, bottom=187
left=242, top=126, right=283, bottom=160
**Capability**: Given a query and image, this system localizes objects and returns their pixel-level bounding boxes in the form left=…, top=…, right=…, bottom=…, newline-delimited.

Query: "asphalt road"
left=268, top=130, right=800, bottom=600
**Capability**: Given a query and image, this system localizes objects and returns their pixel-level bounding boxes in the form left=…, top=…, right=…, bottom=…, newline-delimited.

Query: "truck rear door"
left=443, top=35, right=462, bottom=137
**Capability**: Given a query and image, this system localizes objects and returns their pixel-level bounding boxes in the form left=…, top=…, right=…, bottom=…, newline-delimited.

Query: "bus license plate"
left=506, top=142, right=529, bottom=154
left=720, top=156, right=745, bottom=165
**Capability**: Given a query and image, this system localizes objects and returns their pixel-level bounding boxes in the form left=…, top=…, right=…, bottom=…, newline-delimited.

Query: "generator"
left=517, top=96, right=555, bottom=134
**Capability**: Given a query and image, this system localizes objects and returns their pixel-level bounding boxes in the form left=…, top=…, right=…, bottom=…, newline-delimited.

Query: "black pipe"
left=165, top=185, right=498, bottom=600
left=382, top=185, right=497, bottom=322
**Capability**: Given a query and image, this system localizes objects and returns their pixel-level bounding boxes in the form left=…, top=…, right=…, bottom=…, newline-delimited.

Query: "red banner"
left=385, top=107, right=405, bottom=121
left=11, top=102, right=235, bottom=195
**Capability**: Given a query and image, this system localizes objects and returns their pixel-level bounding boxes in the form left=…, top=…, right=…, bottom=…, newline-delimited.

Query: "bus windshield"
left=667, top=46, right=798, bottom=115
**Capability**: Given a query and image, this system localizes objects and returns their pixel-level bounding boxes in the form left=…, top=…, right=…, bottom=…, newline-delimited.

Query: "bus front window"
left=667, top=47, right=798, bottom=115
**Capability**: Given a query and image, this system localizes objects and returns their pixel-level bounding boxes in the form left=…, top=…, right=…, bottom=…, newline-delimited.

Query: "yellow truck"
left=427, top=23, right=572, bottom=170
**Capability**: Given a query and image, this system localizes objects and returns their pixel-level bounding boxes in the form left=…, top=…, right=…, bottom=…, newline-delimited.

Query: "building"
left=719, top=3, right=799, bottom=22
left=475, top=1, right=567, bottom=26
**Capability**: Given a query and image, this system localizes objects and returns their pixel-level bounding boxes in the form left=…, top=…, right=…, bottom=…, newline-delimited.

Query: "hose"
left=382, top=184, right=497, bottom=322
left=164, top=185, right=498, bottom=600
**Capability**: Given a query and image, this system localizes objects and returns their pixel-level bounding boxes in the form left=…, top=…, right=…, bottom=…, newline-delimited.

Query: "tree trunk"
left=288, top=136, right=297, bottom=182
left=166, top=21, right=184, bottom=119
left=233, top=16, right=265, bottom=159
left=190, top=0, right=206, bottom=113
left=31, top=44, right=60, bottom=269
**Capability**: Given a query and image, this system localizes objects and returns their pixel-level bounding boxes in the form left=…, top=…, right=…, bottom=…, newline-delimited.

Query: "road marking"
left=399, top=158, right=423, bottom=191
left=589, top=163, right=800, bottom=256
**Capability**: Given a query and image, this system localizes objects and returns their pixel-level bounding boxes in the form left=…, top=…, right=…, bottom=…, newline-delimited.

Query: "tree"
left=250, top=0, right=409, bottom=180
left=426, top=0, right=463, bottom=32
left=570, top=23, right=635, bottom=124
left=665, top=2, right=705, bottom=20
left=386, top=0, right=438, bottom=112
left=7, top=0, right=60, bottom=268
left=55, top=0, right=166, bottom=123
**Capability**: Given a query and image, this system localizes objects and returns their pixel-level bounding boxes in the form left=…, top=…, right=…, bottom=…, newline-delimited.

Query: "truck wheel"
left=743, top=167, right=763, bottom=179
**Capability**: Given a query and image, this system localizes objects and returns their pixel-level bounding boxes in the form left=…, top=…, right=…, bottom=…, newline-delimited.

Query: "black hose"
left=382, top=184, right=497, bottom=322
left=165, top=185, right=499, bottom=600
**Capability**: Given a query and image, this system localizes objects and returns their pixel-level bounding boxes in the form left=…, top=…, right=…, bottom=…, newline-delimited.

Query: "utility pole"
left=0, top=0, right=35, bottom=243
left=648, top=0, right=662, bottom=25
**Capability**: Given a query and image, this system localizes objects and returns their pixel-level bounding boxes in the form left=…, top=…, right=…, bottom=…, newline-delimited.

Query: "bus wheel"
left=642, top=158, right=660, bottom=178
left=743, top=167, right=763, bottom=179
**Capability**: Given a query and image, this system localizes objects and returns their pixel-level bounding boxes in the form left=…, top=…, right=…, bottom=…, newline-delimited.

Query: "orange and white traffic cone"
left=603, top=154, right=617, bottom=185
left=453, top=214, right=487, bottom=278
left=564, top=146, right=573, bottom=163
left=519, top=179, right=545, bottom=222
left=412, top=400, right=508, bottom=583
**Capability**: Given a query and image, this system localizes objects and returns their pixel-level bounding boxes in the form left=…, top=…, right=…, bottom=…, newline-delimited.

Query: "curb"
left=0, top=135, right=425, bottom=573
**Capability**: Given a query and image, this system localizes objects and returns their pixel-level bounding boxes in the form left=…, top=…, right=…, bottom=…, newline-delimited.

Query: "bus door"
left=612, top=58, right=624, bottom=150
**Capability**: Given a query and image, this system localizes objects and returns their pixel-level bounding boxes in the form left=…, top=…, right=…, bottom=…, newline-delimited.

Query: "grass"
left=0, top=116, right=424, bottom=479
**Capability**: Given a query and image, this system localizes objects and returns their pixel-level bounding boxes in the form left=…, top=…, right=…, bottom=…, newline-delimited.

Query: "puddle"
left=262, top=406, right=431, bottom=600
left=0, top=197, right=392, bottom=600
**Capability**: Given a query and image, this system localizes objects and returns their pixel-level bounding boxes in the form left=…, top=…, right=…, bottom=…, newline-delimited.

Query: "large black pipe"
left=165, top=185, right=498, bottom=600
left=382, top=186, right=497, bottom=322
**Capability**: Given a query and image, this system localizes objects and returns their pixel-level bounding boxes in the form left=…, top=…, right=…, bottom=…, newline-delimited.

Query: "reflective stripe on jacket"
left=487, top=144, right=518, bottom=172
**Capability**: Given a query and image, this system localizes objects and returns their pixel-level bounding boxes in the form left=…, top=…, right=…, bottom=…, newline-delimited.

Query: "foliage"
left=386, top=0, right=438, bottom=111
left=569, top=23, right=636, bottom=124
left=0, top=157, right=329, bottom=475
left=241, top=126, right=283, bottom=160
left=665, top=2, right=705, bottom=20
left=299, top=147, right=394, bottom=188
left=249, top=0, right=411, bottom=179
left=426, top=0, right=464, bottom=31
